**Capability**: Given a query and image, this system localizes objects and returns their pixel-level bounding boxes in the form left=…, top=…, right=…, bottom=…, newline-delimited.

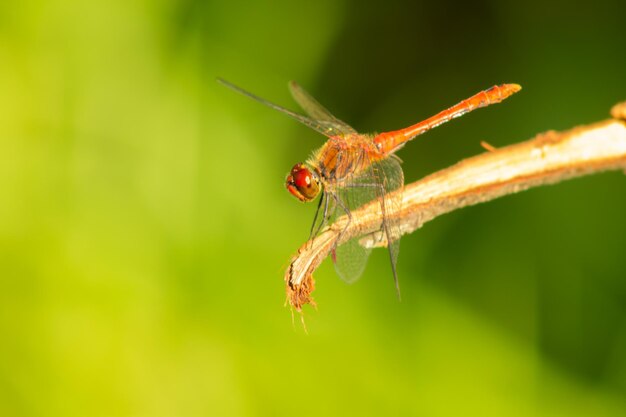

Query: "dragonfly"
left=218, top=78, right=521, bottom=295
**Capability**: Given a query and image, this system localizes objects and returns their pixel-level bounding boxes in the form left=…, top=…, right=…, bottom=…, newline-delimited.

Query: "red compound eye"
left=285, top=164, right=320, bottom=202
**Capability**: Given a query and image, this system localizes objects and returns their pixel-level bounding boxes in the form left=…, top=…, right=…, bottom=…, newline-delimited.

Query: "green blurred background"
left=1, top=0, right=626, bottom=416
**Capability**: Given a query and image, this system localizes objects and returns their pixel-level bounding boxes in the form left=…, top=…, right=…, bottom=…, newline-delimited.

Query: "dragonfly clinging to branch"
left=219, top=78, right=521, bottom=296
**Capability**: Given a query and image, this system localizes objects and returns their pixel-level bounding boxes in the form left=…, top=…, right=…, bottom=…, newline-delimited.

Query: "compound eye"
left=285, top=164, right=320, bottom=202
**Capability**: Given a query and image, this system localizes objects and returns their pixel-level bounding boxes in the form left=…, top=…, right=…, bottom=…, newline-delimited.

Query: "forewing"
left=289, top=81, right=357, bottom=136
left=218, top=78, right=337, bottom=138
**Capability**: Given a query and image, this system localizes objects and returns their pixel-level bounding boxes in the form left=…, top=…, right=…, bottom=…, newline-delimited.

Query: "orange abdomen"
left=373, top=84, right=521, bottom=156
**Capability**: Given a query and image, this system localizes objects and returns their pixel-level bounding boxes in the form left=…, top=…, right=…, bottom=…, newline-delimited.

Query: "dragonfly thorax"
left=286, top=163, right=321, bottom=202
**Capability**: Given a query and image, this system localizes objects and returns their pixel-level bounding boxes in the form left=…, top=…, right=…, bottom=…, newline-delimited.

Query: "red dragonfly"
left=219, top=78, right=520, bottom=295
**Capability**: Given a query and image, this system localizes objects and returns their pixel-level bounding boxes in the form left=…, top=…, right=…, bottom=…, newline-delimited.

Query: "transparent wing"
left=218, top=78, right=339, bottom=138
left=369, top=156, right=404, bottom=295
left=331, top=161, right=375, bottom=284
left=333, top=235, right=372, bottom=283
left=289, top=81, right=357, bottom=136
left=330, top=151, right=404, bottom=286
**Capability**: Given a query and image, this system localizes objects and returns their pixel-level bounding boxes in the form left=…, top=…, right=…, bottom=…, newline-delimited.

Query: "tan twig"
left=285, top=103, right=626, bottom=311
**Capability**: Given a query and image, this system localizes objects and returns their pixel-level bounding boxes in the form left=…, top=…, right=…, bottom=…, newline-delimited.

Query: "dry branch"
left=285, top=103, right=626, bottom=311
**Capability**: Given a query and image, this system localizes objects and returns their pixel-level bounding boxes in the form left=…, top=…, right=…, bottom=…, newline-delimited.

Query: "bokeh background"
left=1, top=0, right=626, bottom=416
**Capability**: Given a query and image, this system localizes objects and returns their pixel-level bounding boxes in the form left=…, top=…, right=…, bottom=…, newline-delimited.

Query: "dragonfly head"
left=286, top=163, right=320, bottom=202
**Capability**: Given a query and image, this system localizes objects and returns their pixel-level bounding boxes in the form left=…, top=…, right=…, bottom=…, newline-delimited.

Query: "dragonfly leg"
left=309, top=192, right=326, bottom=241
left=329, top=192, right=353, bottom=253
left=308, top=193, right=332, bottom=248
